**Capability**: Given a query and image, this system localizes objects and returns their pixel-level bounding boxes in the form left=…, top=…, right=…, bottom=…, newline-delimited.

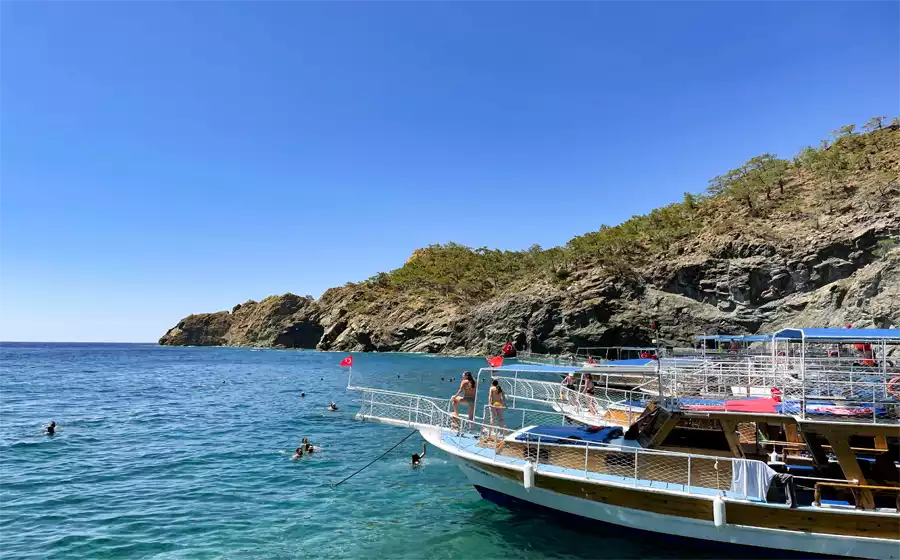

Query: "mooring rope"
left=331, top=430, right=418, bottom=488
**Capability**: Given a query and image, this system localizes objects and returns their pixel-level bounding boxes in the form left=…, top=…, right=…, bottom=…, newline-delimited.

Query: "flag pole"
left=346, top=365, right=353, bottom=390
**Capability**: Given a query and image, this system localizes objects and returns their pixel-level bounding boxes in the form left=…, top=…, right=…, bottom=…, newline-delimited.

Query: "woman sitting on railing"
left=451, top=371, right=477, bottom=422
left=489, top=379, right=507, bottom=431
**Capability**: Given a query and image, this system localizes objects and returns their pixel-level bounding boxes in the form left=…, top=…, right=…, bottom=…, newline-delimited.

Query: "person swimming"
left=411, top=442, right=426, bottom=466
left=293, top=446, right=303, bottom=459
left=302, top=437, right=316, bottom=453
left=46, top=421, right=56, bottom=436
left=329, top=402, right=339, bottom=411
left=301, top=392, right=306, bottom=397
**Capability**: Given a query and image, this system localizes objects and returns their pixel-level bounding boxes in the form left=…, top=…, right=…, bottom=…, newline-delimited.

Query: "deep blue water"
left=1, top=344, right=720, bottom=559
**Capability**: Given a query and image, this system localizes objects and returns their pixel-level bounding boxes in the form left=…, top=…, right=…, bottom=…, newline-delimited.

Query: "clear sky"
left=1, top=2, right=898, bottom=342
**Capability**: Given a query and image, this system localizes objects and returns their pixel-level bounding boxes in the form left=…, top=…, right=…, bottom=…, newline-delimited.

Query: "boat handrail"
left=351, top=385, right=898, bottom=507
left=354, top=385, right=765, bottom=464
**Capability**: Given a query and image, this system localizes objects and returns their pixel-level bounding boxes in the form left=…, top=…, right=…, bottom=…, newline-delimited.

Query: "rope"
left=331, top=430, right=418, bottom=488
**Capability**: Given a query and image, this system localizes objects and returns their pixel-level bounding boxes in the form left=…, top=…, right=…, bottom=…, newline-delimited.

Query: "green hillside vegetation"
left=326, top=119, right=900, bottom=307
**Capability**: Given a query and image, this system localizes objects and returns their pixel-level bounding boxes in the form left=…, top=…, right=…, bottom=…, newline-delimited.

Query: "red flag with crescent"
left=339, top=355, right=353, bottom=367
left=486, top=356, right=504, bottom=368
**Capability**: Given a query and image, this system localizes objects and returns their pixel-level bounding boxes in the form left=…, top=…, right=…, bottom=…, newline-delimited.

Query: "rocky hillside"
left=160, top=121, right=900, bottom=352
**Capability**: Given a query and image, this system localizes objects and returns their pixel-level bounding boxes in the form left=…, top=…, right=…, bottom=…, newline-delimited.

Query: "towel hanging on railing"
left=730, top=459, right=776, bottom=501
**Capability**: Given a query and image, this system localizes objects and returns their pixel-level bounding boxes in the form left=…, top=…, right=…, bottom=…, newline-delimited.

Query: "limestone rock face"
left=159, top=294, right=323, bottom=348
left=159, top=312, right=233, bottom=346
left=159, top=225, right=899, bottom=352
left=160, top=219, right=900, bottom=351
left=160, top=128, right=900, bottom=351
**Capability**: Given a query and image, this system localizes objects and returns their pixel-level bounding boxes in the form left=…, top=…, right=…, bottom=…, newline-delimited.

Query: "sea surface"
left=1, top=343, right=729, bottom=559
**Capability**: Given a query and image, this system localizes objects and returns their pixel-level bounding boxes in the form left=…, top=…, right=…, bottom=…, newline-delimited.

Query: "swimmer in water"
left=329, top=402, right=339, bottom=412
left=293, top=446, right=303, bottom=459
left=302, top=437, right=316, bottom=453
left=46, top=421, right=56, bottom=436
left=301, top=392, right=306, bottom=397
left=411, top=442, right=426, bottom=466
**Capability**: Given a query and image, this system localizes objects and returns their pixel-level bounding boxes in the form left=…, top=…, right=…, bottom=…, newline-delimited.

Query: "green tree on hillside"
left=863, top=116, right=886, bottom=132
left=832, top=124, right=856, bottom=137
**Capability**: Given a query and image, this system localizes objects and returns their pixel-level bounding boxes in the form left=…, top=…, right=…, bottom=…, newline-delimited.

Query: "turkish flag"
left=486, top=356, right=504, bottom=368
left=339, top=355, right=353, bottom=367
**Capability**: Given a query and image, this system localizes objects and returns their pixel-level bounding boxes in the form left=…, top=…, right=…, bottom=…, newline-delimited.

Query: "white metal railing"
left=493, top=375, right=649, bottom=426
left=515, top=351, right=577, bottom=366
left=575, top=346, right=662, bottom=361
left=485, top=357, right=900, bottom=424
left=351, top=386, right=820, bottom=505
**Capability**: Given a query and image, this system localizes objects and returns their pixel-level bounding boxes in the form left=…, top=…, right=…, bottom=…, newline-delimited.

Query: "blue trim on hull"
left=473, top=485, right=842, bottom=559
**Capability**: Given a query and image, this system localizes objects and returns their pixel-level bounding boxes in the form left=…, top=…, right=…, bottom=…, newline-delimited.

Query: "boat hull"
left=453, top=456, right=898, bottom=560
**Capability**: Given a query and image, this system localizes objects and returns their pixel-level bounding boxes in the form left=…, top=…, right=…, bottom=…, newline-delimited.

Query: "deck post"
left=633, top=450, right=639, bottom=485
left=687, top=456, right=692, bottom=493
left=828, top=433, right=875, bottom=510
left=800, top=335, right=807, bottom=420
left=720, top=419, right=745, bottom=458
left=584, top=446, right=589, bottom=479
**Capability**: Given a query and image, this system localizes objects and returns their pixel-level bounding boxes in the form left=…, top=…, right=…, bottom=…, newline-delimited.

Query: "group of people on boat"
left=560, top=372, right=598, bottom=414
left=450, top=371, right=508, bottom=430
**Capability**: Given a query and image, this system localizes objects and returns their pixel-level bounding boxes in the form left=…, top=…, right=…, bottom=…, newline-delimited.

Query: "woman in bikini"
left=488, top=379, right=507, bottom=432
left=451, top=371, right=477, bottom=422
left=583, top=373, right=597, bottom=415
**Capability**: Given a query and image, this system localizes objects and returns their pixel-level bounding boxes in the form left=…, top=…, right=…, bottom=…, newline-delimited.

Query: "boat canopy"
left=771, top=327, right=900, bottom=342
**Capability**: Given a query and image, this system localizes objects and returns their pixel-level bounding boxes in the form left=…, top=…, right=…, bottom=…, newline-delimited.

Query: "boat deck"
left=439, top=431, right=756, bottom=501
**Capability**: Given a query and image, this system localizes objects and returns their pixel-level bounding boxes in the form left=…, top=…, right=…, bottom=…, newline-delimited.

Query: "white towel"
left=730, top=459, right=776, bottom=501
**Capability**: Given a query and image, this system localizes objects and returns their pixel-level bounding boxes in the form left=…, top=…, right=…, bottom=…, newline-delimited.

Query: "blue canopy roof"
left=772, top=328, right=900, bottom=342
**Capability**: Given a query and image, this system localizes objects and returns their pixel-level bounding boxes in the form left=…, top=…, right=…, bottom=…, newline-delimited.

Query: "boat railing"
left=575, top=346, right=662, bottom=361
left=350, top=386, right=825, bottom=504
left=493, top=375, right=648, bottom=426
left=515, top=351, right=577, bottom=366
left=813, top=482, right=900, bottom=510
left=353, top=385, right=571, bottom=433
left=778, top=374, right=900, bottom=423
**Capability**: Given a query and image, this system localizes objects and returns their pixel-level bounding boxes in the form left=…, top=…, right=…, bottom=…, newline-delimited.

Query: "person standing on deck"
left=451, top=371, right=476, bottom=422
left=489, top=379, right=507, bottom=432
left=583, top=374, right=597, bottom=415
left=561, top=372, right=576, bottom=401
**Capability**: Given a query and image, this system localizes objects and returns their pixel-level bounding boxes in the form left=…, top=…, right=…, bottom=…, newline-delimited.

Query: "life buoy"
left=887, top=377, right=900, bottom=400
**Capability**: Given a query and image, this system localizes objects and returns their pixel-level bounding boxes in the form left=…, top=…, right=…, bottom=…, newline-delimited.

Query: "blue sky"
left=1, top=2, right=898, bottom=342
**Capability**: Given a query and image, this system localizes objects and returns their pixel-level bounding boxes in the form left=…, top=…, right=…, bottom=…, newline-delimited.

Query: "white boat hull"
left=451, top=455, right=898, bottom=560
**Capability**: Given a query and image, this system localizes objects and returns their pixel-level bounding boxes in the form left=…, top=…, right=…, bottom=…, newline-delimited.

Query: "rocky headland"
left=160, top=122, right=900, bottom=353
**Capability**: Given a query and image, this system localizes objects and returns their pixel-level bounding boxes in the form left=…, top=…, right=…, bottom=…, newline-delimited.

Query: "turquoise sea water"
left=1, top=344, right=727, bottom=559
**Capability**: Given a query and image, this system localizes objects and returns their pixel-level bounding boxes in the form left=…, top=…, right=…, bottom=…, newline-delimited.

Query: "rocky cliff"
left=160, top=124, right=900, bottom=352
